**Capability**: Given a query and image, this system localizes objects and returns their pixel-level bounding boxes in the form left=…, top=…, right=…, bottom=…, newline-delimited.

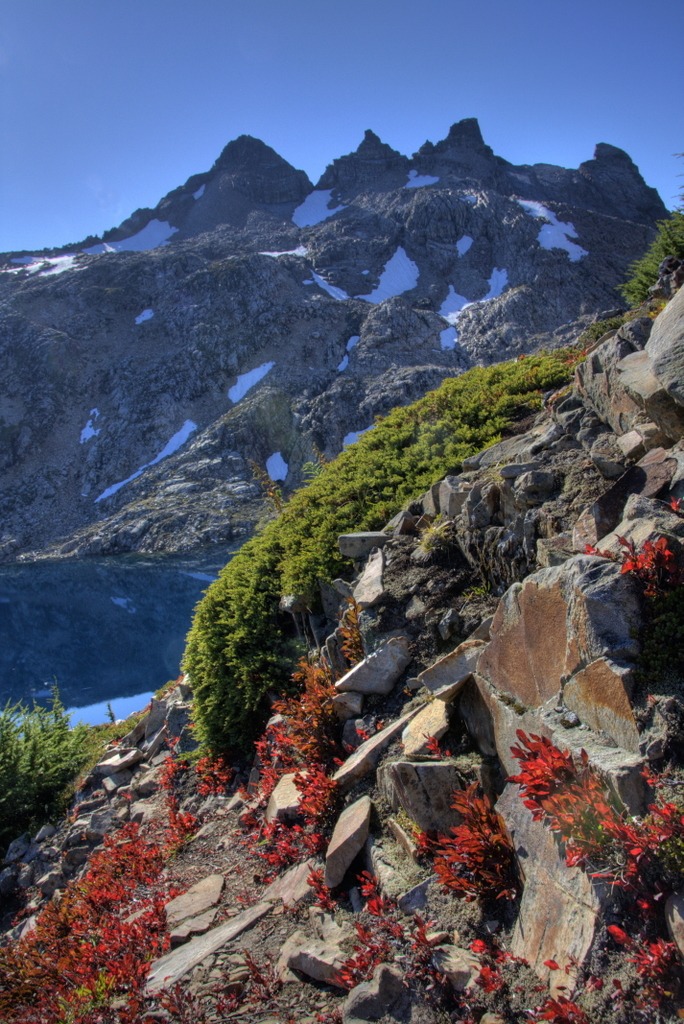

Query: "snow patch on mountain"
left=84, top=219, right=179, bottom=254
left=80, top=409, right=101, bottom=444
left=517, top=200, right=588, bottom=261
left=259, top=246, right=309, bottom=258
left=361, top=247, right=419, bottom=303
left=228, top=362, right=275, bottom=403
left=405, top=170, right=440, bottom=189
left=440, top=285, right=472, bottom=324
left=292, top=190, right=346, bottom=228
left=95, top=420, right=197, bottom=503
left=456, top=235, right=474, bottom=257
left=343, top=426, right=374, bottom=447
left=135, top=309, right=154, bottom=324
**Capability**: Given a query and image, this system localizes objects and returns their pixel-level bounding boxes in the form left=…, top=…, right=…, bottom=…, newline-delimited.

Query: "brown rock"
left=377, top=760, right=464, bottom=833
left=265, top=773, right=302, bottom=823
left=342, top=963, right=409, bottom=1023
left=665, top=892, right=684, bottom=958
left=324, top=795, right=372, bottom=888
left=432, top=945, right=480, bottom=992
left=335, top=637, right=411, bottom=696
left=477, top=556, right=642, bottom=709
left=332, top=705, right=422, bottom=792
left=497, top=785, right=605, bottom=980
left=352, top=548, right=387, bottom=608
left=563, top=658, right=640, bottom=752
left=164, top=873, right=225, bottom=928
left=262, top=858, right=319, bottom=906
left=401, top=701, right=450, bottom=757
left=416, top=638, right=487, bottom=701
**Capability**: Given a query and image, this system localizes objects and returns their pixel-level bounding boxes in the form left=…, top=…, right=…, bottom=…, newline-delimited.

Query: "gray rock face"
left=0, top=121, right=665, bottom=561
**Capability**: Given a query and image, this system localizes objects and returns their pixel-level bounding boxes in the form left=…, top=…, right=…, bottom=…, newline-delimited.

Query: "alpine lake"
left=0, top=548, right=234, bottom=726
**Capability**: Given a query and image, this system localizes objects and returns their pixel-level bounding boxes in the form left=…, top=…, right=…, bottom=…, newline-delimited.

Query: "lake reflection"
left=0, top=550, right=232, bottom=721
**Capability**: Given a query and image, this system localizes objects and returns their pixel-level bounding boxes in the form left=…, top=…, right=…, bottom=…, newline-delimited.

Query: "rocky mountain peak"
left=414, top=117, right=498, bottom=183
left=316, top=130, right=409, bottom=193
left=577, top=142, right=666, bottom=223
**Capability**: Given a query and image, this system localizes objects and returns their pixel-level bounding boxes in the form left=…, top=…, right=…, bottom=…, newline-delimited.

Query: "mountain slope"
left=0, top=119, right=665, bottom=561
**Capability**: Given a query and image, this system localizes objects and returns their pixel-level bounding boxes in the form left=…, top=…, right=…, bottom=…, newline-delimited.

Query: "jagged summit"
left=316, top=129, right=409, bottom=193
left=0, top=118, right=669, bottom=563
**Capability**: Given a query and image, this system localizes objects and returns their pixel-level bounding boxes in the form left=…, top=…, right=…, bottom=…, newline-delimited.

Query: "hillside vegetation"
left=184, top=351, right=576, bottom=754
left=621, top=209, right=684, bottom=306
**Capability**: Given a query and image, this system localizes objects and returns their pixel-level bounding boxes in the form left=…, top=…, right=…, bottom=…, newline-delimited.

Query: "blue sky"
left=1, top=0, right=682, bottom=253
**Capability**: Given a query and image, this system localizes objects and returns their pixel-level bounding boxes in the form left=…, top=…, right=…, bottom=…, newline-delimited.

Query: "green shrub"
left=620, top=210, right=684, bottom=307
left=184, top=351, right=576, bottom=755
left=0, top=693, right=90, bottom=854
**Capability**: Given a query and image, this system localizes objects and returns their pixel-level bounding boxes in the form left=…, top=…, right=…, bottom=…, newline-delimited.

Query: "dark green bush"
left=184, top=351, right=576, bottom=755
left=0, top=693, right=89, bottom=854
left=620, top=210, right=684, bottom=307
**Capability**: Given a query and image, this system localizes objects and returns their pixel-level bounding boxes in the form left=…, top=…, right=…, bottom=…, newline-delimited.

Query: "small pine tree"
left=620, top=210, right=684, bottom=307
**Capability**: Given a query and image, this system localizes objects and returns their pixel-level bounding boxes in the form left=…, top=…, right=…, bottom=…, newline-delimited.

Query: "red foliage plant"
left=584, top=534, right=684, bottom=597
left=0, top=823, right=170, bottom=1024
left=427, top=782, right=518, bottom=902
left=509, top=730, right=684, bottom=900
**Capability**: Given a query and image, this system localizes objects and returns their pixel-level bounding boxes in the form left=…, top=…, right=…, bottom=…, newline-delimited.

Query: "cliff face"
left=0, top=120, right=665, bottom=562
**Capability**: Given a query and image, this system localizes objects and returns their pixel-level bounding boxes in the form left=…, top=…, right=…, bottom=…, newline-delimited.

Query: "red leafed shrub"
left=429, top=782, right=518, bottom=902
left=529, top=995, right=590, bottom=1023
left=509, top=731, right=684, bottom=897
left=195, top=754, right=233, bottom=796
left=307, top=867, right=338, bottom=911
left=271, top=658, right=343, bottom=768
left=0, top=823, right=170, bottom=1023
left=617, top=535, right=684, bottom=596
left=585, top=534, right=683, bottom=597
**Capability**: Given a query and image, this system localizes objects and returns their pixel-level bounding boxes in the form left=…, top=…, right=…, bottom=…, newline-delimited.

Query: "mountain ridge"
left=0, top=118, right=666, bottom=562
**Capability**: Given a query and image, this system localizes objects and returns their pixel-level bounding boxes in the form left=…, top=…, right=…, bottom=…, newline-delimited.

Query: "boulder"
left=335, top=637, right=411, bottom=696
left=497, top=785, right=606, bottom=980
left=262, top=857, right=320, bottom=906
left=401, top=701, right=451, bottom=758
left=93, top=748, right=145, bottom=777
left=352, top=548, right=387, bottom=608
left=339, top=533, right=390, bottom=560
left=324, top=795, right=372, bottom=888
left=665, top=892, right=684, bottom=958
left=477, top=556, right=642, bottom=709
left=563, top=658, right=640, bottom=752
left=416, top=638, right=487, bottom=701
left=431, top=945, right=480, bottom=992
left=279, top=931, right=349, bottom=987
left=265, top=773, right=302, bottom=824
left=343, top=963, right=410, bottom=1023
left=332, top=691, right=365, bottom=721
left=377, top=760, right=464, bottom=833
left=645, top=284, right=684, bottom=408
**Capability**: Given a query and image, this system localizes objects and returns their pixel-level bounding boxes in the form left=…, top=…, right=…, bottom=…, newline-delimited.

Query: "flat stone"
left=497, top=785, right=606, bottom=980
left=169, top=907, right=219, bottom=945
left=618, top=349, right=684, bottom=440
left=377, top=760, right=464, bottom=833
left=332, top=706, right=422, bottom=792
left=324, top=795, right=372, bottom=888
left=439, top=475, right=470, bottom=517
left=93, top=747, right=145, bottom=776
left=401, top=701, right=450, bottom=758
left=477, top=556, right=642, bottom=709
left=164, top=873, right=225, bottom=928
left=397, top=876, right=435, bottom=914
left=335, top=637, right=411, bottom=696
left=265, top=773, right=302, bottom=824
left=338, top=532, right=390, bottom=560
left=352, top=548, right=387, bottom=608
left=102, top=770, right=133, bottom=795
left=416, top=638, right=487, bottom=701
left=262, top=858, right=319, bottom=906
left=146, top=901, right=272, bottom=994
left=332, top=691, right=364, bottom=721
left=563, top=658, right=640, bottom=752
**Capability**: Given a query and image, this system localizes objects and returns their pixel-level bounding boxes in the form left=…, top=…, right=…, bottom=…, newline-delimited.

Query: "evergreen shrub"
left=620, top=211, right=684, bottom=307
left=184, top=351, right=576, bottom=754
